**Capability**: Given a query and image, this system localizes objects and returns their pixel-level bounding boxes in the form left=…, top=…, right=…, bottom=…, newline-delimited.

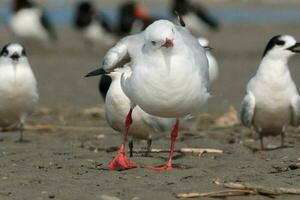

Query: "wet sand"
left=1, top=20, right=300, bottom=199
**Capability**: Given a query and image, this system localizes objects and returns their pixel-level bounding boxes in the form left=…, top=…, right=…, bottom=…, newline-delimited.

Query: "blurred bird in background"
left=10, top=0, right=57, bottom=42
left=74, top=1, right=116, bottom=47
left=117, top=1, right=156, bottom=35
left=171, top=0, right=220, bottom=36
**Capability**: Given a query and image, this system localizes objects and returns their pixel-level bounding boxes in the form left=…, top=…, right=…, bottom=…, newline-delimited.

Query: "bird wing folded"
left=291, top=95, right=300, bottom=127
left=102, top=33, right=144, bottom=71
left=240, top=91, right=255, bottom=128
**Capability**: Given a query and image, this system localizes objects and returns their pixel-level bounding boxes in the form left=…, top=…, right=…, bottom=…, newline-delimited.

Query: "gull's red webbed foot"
left=108, top=144, right=137, bottom=170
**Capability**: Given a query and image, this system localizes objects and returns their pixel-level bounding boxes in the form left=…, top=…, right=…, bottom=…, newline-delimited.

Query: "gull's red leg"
left=146, top=119, right=179, bottom=171
left=108, top=108, right=138, bottom=170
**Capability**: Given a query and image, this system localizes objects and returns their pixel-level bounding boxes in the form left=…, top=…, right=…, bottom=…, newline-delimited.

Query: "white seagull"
left=85, top=65, right=176, bottom=157
left=198, top=37, right=218, bottom=83
left=10, top=0, right=57, bottom=42
left=240, top=35, right=300, bottom=149
left=0, top=43, right=39, bottom=141
left=87, top=19, right=210, bottom=170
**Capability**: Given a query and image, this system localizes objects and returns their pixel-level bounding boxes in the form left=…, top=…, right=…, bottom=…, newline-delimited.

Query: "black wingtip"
left=84, top=68, right=108, bottom=78
left=174, top=11, right=185, bottom=27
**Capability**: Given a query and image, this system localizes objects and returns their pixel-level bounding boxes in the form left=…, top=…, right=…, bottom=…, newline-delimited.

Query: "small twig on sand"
left=176, top=190, right=254, bottom=198
left=213, top=178, right=300, bottom=195
left=176, top=178, right=300, bottom=198
left=133, top=148, right=223, bottom=156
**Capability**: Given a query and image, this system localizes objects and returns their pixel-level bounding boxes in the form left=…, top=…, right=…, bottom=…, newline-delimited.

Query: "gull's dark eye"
left=151, top=41, right=156, bottom=46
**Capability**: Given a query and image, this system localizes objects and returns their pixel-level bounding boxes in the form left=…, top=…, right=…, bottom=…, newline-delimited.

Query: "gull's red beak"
left=162, top=38, right=174, bottom=48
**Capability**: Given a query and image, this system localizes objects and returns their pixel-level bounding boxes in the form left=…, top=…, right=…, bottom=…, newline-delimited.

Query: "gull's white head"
left=144, top=20, right=178, bottom=50
left=262, top=35, right=300, bottom=60
left=0, top=43, right=28, bottom=65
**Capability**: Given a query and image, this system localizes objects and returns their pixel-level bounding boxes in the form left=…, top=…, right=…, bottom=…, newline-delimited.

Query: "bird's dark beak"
left=10, top=53, right=20, bottom=61
left=204, top=46, right=213, bottom=51
left=85, top=68, right=108, bottom=77
left=288, top=43, right=300, bottom=53
left=162, top=38, right=174, bottom=48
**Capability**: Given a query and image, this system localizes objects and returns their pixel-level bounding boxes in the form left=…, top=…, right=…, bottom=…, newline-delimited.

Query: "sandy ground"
left=1, top=108, right=300, bottom=200
left=1, top=19, right=300, bottom=199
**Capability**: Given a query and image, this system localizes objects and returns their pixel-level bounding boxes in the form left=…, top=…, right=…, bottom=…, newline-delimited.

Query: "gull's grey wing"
left=102, top=33, right=144, bottom=71
left=240, top=91, right=255, bottom=127
left=176, top=25, right=210, bottom=92
left=291, top=95, right=300, bottom=127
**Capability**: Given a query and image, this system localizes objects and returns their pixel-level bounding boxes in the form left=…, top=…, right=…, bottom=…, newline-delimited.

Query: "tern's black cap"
left=262, top=35, right=285, bottom=57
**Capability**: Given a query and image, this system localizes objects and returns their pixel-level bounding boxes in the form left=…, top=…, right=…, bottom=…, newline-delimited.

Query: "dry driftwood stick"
left=213, top=178, right=300, bottom=195
left=176, top=190, right=254, bottom=198
left=176, top=179, right=300, bottom=198
left=133, top=148, right=223, bottom=155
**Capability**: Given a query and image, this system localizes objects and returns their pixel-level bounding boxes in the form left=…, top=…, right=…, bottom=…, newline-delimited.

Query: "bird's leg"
left=146, top=119, right=179, bottom=171
left=108, top=108, right=137, bottom=170
left=129, top=138, right=134, bottom=157
left=281, top=132, right=285, bottom=148
left=17, top=123, right=25, bottom=143
left=0, top=127, right=4, bottom=141
left=145, top=136, right=152, bottom=157
left=259, top=133, right=265, bottom=150
left=142, top=135, right=152, bottom=157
